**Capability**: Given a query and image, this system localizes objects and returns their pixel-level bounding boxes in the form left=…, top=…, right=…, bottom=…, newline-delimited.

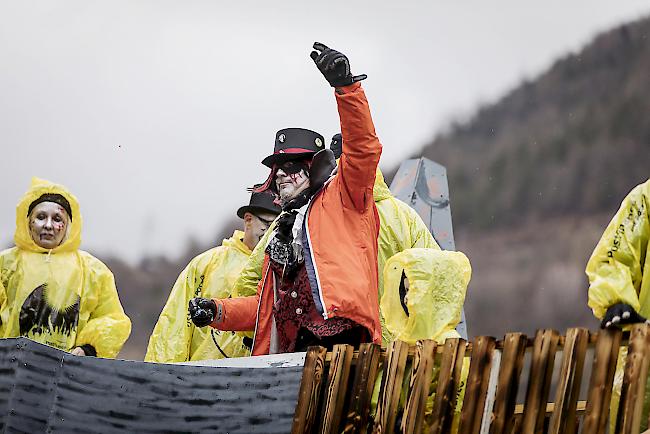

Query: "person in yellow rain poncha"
left=380, top=248, right=471, bottom=433
left=145, top=189, right=280, bottom=363
left=0, top=178, right=131, bottom=358
left=586, top=179, right=650, bottom=431
left=380, top=248, right=471, bottom=346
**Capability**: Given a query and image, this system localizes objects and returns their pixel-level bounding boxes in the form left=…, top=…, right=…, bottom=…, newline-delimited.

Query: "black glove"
left=189, top=297, right=217, bottom=327
left=330, top=133, right=342, bottom=159
left=310, top=42, right=367, bottom=88
left=601, top=303, right=648, bottom=329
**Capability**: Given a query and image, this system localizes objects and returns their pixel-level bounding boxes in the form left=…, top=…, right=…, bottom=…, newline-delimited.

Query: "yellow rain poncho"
left=375, top=248, right=470, bottom=431
left=381, top=248, right=471, bottom=344
left=373, top=170, right=441, bottom=343
left=145, top=231, right=253, bottom=363
left=586, top=179, right=650, bottom=430
left=587, top=179, right=650, bottom=320
left=231, top=223, right=275, bottom=298
left=0, top=178, right=131, bottom=358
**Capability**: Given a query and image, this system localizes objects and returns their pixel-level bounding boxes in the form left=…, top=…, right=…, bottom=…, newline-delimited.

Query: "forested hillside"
left=417, top=18, right=649, bottom=229
left=411, top=17, right=650, bottom=338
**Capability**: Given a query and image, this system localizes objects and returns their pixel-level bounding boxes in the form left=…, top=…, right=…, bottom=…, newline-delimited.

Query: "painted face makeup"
left=275, top=161, right=310, bottom=202
left=28, top=202, right=69, bottom=249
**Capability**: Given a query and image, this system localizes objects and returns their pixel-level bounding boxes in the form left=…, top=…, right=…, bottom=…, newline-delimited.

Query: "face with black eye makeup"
left=28, top=202, right=69, bottom=249
left=275, top=161, right=310, bottom=202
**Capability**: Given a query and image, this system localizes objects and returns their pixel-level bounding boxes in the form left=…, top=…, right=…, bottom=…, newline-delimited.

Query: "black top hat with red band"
left=261, top=128, right=326, bottom=168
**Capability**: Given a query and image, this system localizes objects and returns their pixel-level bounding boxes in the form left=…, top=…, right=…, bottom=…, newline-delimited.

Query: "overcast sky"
left=2, top=1, right=649, bottom=262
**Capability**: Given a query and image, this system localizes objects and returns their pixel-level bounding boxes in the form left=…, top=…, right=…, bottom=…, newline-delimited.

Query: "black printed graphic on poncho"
left=19, top=284, right=80, bottom=337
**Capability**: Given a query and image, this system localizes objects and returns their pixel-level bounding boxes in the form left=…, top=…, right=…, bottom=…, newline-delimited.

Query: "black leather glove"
left=330, top=133, right=342, bottom=159
left=310, top=42, right=367, bottom=88
left=601, top=303, right=648, bottom=329
left=188, top=297, right=217, bottom=327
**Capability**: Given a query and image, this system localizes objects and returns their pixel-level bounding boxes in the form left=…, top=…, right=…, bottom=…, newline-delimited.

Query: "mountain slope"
left=417, top=17, right=650, bottom=230
left=409, top=17, right=650, bottom=337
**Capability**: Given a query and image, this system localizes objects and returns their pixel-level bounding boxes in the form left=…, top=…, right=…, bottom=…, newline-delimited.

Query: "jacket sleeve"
left=213, top=296, right=259, bottom=332
left=76, top=266, right=132, bottom=358
left=587, top=181, right=650, bottom=319
left=145, top=258, right=204, bottom=363
left=336, top=82, right=383, bottom=211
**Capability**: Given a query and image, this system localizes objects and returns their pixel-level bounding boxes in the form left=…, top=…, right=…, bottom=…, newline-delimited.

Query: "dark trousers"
left=294, top=326, right=369, bottom=352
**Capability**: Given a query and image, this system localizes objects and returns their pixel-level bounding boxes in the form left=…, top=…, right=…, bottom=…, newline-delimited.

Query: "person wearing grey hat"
left=145, top=189, right=280, bottom=362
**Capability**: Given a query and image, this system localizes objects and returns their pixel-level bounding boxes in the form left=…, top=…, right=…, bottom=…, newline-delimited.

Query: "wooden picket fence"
left=291, top=324, right=650, bottom=434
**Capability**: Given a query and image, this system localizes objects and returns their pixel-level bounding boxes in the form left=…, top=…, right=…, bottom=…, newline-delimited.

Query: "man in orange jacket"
left=189, top=42, right=383, bottom=355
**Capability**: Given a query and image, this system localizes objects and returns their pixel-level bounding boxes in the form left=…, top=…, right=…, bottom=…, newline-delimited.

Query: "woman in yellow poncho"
left=0, top=178, right=131, bottom=358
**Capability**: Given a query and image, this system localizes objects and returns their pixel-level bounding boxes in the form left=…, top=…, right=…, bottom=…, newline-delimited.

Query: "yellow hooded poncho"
left=586, top=179, right=650, bottom=431
left=371, top=247, right=471, bottom=430
left=0, top=178, right=131, bottom=358
left=373, top=170, right=443, bottom=343
left=380, top=248, right=471, bottom=344
left=145, top=231, right=253, bottom=363
left=587, top=179, right=650, bottom=320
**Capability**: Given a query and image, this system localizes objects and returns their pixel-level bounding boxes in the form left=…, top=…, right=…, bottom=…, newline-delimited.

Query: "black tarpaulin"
left=0, top=338, right=303, bottom=433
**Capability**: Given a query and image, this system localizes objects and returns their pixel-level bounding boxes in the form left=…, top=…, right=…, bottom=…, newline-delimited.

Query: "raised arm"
left=311, top=42, right=382, bottom=211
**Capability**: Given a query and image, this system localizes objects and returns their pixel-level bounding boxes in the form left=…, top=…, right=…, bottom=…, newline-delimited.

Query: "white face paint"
left=28, top=202, right=69, bottom=249
left=275, top=162, right=310, bottom=202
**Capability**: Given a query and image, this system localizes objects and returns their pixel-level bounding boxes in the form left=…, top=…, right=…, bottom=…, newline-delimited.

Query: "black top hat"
left=236, top=189, right=282, bottom=219
left=261, top=128, right=326, bottom=168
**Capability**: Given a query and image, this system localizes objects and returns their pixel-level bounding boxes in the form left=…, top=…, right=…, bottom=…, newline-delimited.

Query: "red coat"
left=213, top=82, right=382, bottom=355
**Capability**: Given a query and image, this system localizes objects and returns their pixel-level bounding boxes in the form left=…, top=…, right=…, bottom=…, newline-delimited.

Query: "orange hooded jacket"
left=212, top=82, right=382, bottom=355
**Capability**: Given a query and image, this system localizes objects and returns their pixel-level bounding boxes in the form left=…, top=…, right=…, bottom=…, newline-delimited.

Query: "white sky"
left=2, top=1, right=649, bottom=262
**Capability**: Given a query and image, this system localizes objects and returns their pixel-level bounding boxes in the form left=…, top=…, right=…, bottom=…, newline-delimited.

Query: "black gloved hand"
left=188, top=297, right=217, bottom=327
left=310, top=42, right=367, bottom=88
left=330, top=133, right=343, bottom=160
left=601, top=303, right=648, bottom=329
